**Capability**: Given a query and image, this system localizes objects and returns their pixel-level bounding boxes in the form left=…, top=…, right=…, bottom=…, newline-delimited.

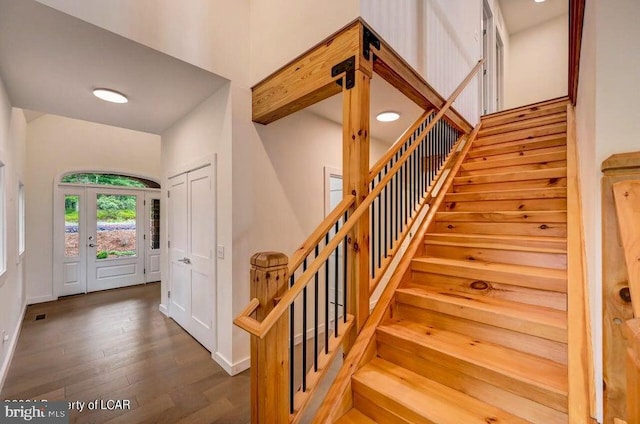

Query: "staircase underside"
left=334, top=97, right=572, bottom=424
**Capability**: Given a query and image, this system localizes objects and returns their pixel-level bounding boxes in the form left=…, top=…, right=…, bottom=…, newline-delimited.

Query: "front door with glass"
left=86, top=188, right=145, bottom=292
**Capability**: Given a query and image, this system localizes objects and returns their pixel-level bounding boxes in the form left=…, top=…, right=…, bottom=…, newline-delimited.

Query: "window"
left=18, top=181, right=25, bottom=256
left=0, top=161, right=5, bottom=276
left=61, top=173, right=159, bottom=188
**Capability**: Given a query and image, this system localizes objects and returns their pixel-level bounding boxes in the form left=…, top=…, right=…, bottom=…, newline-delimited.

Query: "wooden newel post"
left=250, top=252, right=289, bottom=424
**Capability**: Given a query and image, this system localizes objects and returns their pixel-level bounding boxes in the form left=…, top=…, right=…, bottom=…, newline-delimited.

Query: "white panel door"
left=59, top=188, right=87, bottom=296
left=145, top=192, right=162, bottom=282
left=86, top=188, right=145, bottom=292
left=168, top=165, right=216, bottom=352
left=168, top=174, right=190, bottom=331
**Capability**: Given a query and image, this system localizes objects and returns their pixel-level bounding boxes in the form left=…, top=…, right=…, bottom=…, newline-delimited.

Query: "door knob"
left=89, top=243, right=96, bottom=248
left=177, top=257, right=191, bottom=264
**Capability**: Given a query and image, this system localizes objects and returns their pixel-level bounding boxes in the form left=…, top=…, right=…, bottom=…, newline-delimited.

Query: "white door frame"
left=145, top=192, right=161, bottom=282
left=53, top=180, right=161, bottom=298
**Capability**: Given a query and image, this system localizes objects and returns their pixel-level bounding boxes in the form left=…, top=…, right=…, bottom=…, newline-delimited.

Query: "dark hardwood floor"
left=0, top=283, right=250, bottom=424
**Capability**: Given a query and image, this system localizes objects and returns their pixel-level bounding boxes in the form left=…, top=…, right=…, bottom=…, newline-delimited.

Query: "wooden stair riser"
left=435, top=210, right=567, bottom=223
left=465, top=145, right=566, bottom=164
left=423, top=233, right=567, bottom=251
left=394, top=288, right=567, bottom=342
left=464, top=147, right=567, bottom=167
left=408, top=272, right=567, bottom=310
left=353, top=360, right=530, bottom=424
left=433, top=221, right=568, bottom=237
left=411, top=258, right=567, bottom=293
left=352, top=394, right=412, bottom=424
left=445, top=187, right=567, bottom=203
left=463, top=149, right=566, bottom=168
left=376, top=324, right=568, bottom=412
left=452, top=178, right=568, bottom=193
left=444, top=197, right=567, bottom=212
left=424, top=243, right=567, bottom=269
left=461, top=160, right=567, bottom=177
left=468, top=134, right=567, bottom=158
left=481, top=101, right=569, bottom=128
left=453, top=168, right=567, bottom=186
left=395, top=303, right=568, bottom=363
left=478, top=113, right=567, bottom=138
left=376, top=344, right=569, bottom=424
left=473, top=123, right=567, bottom=147
left=335, top=408, right=379, bottom=424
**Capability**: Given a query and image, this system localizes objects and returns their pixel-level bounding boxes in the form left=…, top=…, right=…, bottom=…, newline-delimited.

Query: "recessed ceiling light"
left=93, top=88, right=128, bottom=104
left=534, top=0, right=546, bottom=3
left=376, top=111, right=400, bottom=122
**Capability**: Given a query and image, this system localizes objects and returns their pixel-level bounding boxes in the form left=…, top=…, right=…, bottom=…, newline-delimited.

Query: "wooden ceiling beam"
left=252, top=21, right=364, bottom=125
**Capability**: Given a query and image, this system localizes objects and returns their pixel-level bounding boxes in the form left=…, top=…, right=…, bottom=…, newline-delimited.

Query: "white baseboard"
left=213, top=351, right=250, bottom=376
left=0, top=303, right=26, bottom=393
left=158, top=304, right=168, bottom=316
left=26, top=295, right=57, bottom=305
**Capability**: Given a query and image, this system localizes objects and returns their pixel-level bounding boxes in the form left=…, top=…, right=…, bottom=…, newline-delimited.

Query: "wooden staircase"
left=335, top=98, right=572, bottom=423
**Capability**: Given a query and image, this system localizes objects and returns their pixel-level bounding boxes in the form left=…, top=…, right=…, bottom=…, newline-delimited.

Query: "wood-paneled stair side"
left=329, top=97, right=596, bottom=423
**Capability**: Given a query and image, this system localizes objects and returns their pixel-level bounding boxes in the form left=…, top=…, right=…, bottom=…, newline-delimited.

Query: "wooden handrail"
left=368, top=109, right=433, bottom=181
left=234, top=59, right=484, bottom=339
left=288, top=195, right=355, bottom=275
left=613, top=180, right=640, bottom=317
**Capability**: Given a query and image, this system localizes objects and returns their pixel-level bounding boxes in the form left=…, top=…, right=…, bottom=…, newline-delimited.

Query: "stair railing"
left=234, top=59, right=483, bottom=423
left=612, top=180, right=640, bottom=424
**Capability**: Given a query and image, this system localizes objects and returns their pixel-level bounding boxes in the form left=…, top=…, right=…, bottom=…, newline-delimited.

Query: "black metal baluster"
left=324, top=233, right=329, bottom=355
left=343, top=212, right=348, bottom=324
left=314, top=245, right=319, bottom=372
left=383, top=165, right=388, bottom=259
left=334, top=220, right=339, bottom=336
left=289, top=274, right=295, bottom=413
left=302, top=259, right=308, bottom=392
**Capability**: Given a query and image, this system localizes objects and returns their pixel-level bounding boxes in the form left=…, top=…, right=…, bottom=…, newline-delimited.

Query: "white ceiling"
left=0, top=0, right=227, bottom=134
left=307, top=76, right=424, bottom=145
left=498, top=0, right=568, bottom=34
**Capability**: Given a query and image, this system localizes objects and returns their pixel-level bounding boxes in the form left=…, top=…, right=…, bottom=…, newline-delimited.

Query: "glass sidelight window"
left=150, top=198, right=160, bottom=250
left=64, top=195, right=80, bottom=258
left=95, top=194, right=137, bottom=260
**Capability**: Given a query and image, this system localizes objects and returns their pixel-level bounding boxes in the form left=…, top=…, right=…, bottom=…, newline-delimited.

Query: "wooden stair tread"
left=478, top=113, right=567, bottom=138
left=473, top=123, right=567, bottom=148
left=335, top=409, right=377, bottom=424
left=481, top=97, right=569, bottom=120
left=424, top=236, right=567, bottom=254
left=468, top=134, right=567, bottom=157
left=435, top=210, right=567, bottom=223
left=445, top=187, right=567, bottom=202
left=453, top=167, right=567, bottom=186
left=395, top=286, right=567, bottom=342
left=461, top=150, right=567, bottom=171
left=411, top=257, right=567, bottom=293
left=353, top=358, right=530, bottom=424
left=376, top=320, right=568, bottom=406
left=424, top=234, right=567, bottom=254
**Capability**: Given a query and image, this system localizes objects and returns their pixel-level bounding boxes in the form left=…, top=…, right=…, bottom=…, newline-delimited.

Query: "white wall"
left=250, top=0, right=360, bottom=85
left=160, top=83, right=238, bottom=373
left=576, top=0, right=640, bottom=421
left=506, top=14, right=568, bottom=109
left=34, top=0, right=251, bottom=86
left=25, top=115, right=161, bottom=304
left=361, top=0, right=483, bottom=124
left=0, top=75, right=27, bottom=390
